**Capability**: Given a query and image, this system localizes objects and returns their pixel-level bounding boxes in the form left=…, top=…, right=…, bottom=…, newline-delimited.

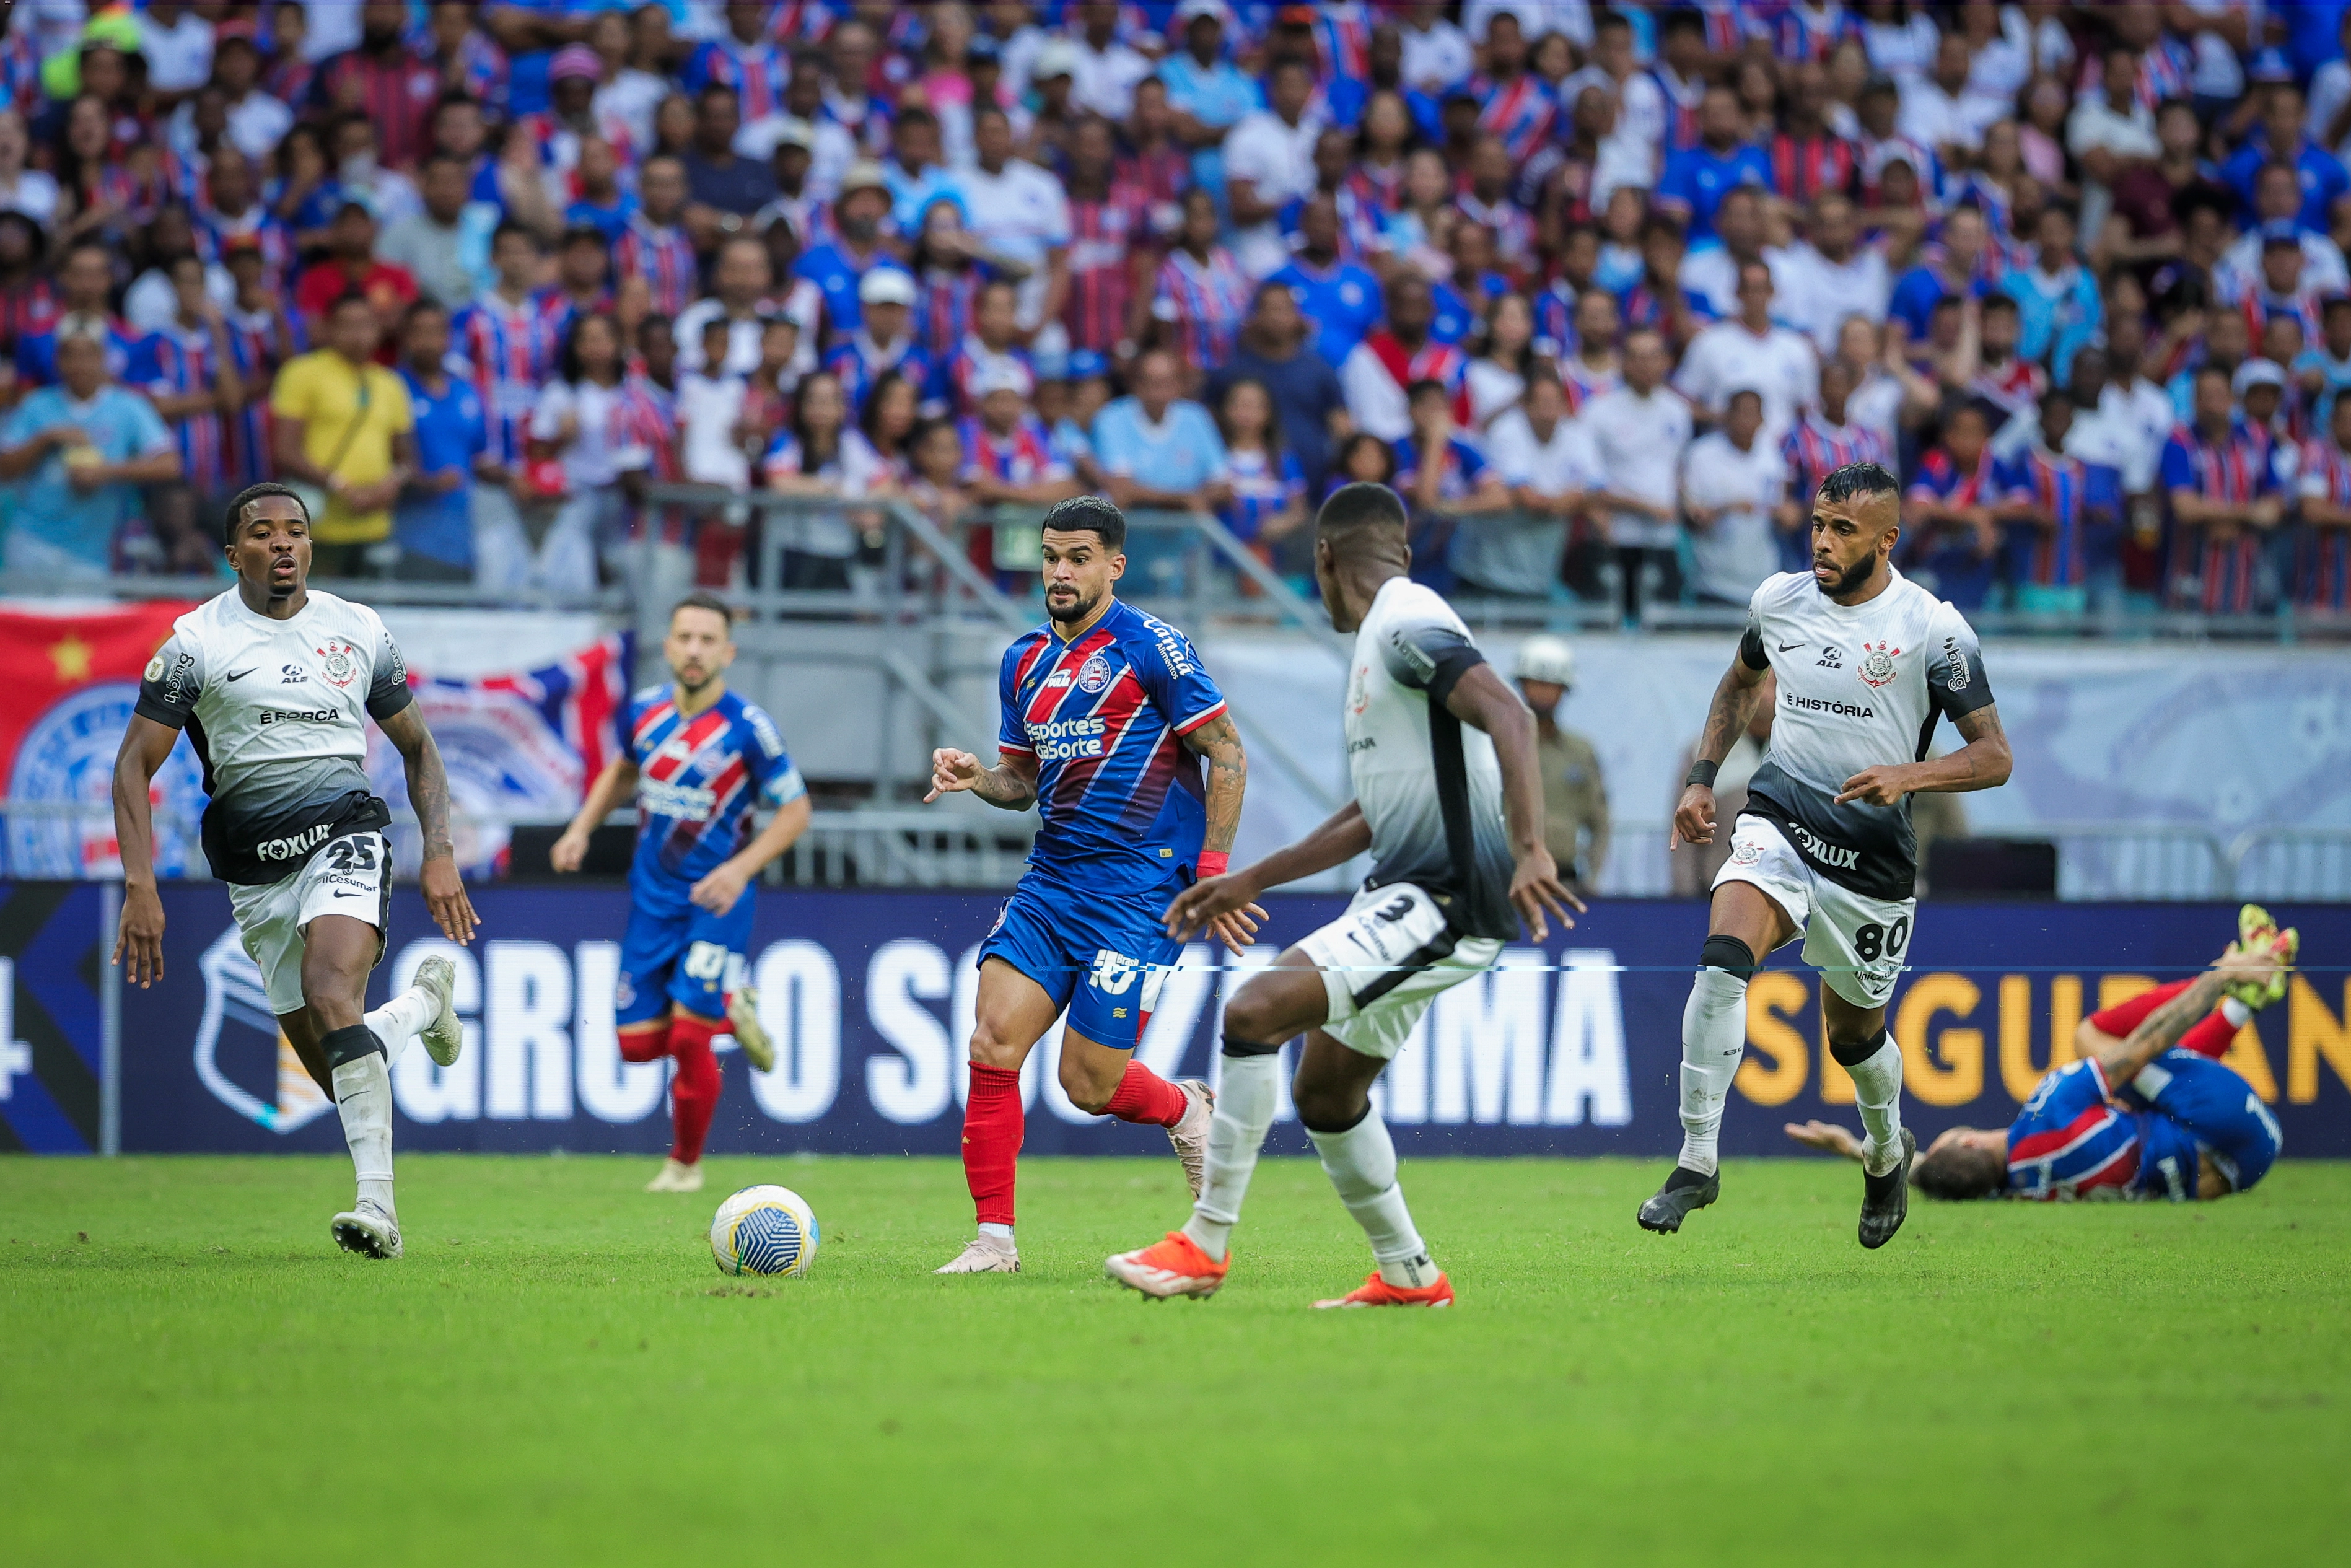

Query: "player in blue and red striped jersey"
left=922, top=494, right=1259, bottom=1276
left=1788, top=929, right=2293, bottom=1202
left=2296, top=392, right=2351, bottom=611
left=2161, top=363, right=2288, bottom=615
left=1993, top=390, right=2126, bottom=615
left=550, top=593, right=813, bottom=1196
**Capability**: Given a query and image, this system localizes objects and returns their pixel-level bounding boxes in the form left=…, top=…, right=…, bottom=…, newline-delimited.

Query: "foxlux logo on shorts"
left=1787, top=821, right=1860, bottom=870
left=256, top=821, right=335, bottom=862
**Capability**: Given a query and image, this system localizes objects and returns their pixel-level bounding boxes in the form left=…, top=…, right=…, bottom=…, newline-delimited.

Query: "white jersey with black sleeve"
left=1736, top=567, right=1995, bottom=901
left=1342, top=576, right=1520, bottom=940
left=134, top=589, right=414, bottom=884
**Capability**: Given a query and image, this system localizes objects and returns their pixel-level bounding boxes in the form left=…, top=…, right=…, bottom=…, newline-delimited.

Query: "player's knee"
left=1827, top=1023, right=1889, bottom=1067
left=1222, top=985, right=1292, bottom=1047
left=1291, top=1078, right=1367, bottom=1132
left=965, top=1014, right=1027, bottom=1071
left=1057, top=1052, right=1121, bottom=1114
left=1697, top=933, right=1757, bottom=980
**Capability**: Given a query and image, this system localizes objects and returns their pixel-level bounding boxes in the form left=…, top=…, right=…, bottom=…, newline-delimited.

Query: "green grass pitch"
left=2, top=1154, right=2346, bottom=1567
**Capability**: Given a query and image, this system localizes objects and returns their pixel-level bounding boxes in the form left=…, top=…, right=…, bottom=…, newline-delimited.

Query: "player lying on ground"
left=1788, top=929, right=2294, bottom=1201
left=1104, top=481, right=1581, bottom=1308
left=112, top=482, right=473, bottom=1260
left=2069, top=904, right=2300, bottom=1067
left=1643, top=460, right=2012, bottom=1249
left=551, top=593, right=812, bottom=1194
left=924, top=495, right=1259, bottom=1276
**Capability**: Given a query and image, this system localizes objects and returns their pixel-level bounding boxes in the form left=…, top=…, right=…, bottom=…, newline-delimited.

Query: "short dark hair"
left=669, top=591, right=735, bottom=632
left=223, top=481, right=310, bottom=544
left=1911, top=1139, right=2005, bottom=1201
left=491, top=218, right=539, bottom=252
left=1816, top=461, right=1900, bottom=506
left=1040, top=494, right=1127, bottom=551
left=1979, top=292, right=2021, bottom=319
left=1316, top=480, right=1411, bottom=540
left=328, top=289, right=376, bottom=317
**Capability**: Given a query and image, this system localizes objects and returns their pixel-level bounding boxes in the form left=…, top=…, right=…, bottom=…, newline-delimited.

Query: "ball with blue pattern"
left=709, top=1185, right=821, bottom=1277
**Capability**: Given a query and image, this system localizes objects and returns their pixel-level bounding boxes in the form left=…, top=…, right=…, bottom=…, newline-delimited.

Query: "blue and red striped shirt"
left=1153, top=246, right=1251, bottom=372
left=1064, top=183, right=1151, bottom=352
left=1995, top=449, right=2122, bottom=589
left=615, top=214, right=701, bottom=319
left=1468, top=72, right=1556, bottom=165
left=622, top=684, right=806, bottom=904
left=996, top=597, right=1228, bottom=893
left=2160, top=418, right=2280, bottom=614
left=144, top=323, right=232, bottom=493
left=685, top=35, right=794, bottom=123
left=2295, top=436, right=2351, bottom=610
left=453, top=291, right=566, bottom=464
left=2006, top=1057, right=2202, bottom=1201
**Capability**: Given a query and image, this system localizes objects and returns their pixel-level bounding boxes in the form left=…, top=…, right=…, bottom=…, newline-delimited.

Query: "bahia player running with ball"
left=112, top=483, right=473, bottom=1261
left=1105, top=481, right=1580, bottom=1308
left=551, top=593, right=812, bottom=1194
left=924, top=495, right=1259, bottom=1276
left=1640, top=460, right=2012, bottom=1248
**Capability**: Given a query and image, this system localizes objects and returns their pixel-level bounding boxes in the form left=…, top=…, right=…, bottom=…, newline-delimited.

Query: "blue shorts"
left=976, top=870, right=1184, bottom=1049
left=616, top=885, right=756, bottom=1027
left=2127, top=1049, right=2284, bottom=1198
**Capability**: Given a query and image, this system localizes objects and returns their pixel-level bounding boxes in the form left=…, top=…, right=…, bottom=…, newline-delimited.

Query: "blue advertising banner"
left=88, top=883, right=2351, bottom=1162
left=0, top=882, right=106, bottom=1154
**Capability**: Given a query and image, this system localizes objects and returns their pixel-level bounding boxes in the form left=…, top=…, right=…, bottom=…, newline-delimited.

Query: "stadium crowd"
left=2, top=0, right=2350, bottom=621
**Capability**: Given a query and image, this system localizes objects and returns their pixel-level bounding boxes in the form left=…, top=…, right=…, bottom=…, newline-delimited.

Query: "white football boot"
left=727, top=988, right=776, bottom=1072
left=414, top=955, right=463, bottom=1067
left=330, top=1200, right=401, bottom=1259
left=1167, top=1079, right=1215, bottom=1198
left=934, top=1233, right=1020, bottom=1274
left=646, top=1157, right=704, bottom=1193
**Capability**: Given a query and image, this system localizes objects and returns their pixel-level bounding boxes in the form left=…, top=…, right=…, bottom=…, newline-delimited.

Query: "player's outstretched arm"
left=2093, top=942, right=2285, bottom=1087
left=1444, top=661, right=1583, bottom=940
left=551, top=755, right=639, bottom=872
left=1671, top=651, right=1771, bottom=849
left=924, top=747, right=1038, bottom=811
left=1163, top=800, right=1370, bottom=943
left=1785, top=1121, right=1868, bottom=1160
left=110, top=714, right=180, bottom=989
left=1836, top=703, right=2012, bottom=807
left=1176, top=713, right=1268, bottom=955
left=379, top=703, right=478, bottom=946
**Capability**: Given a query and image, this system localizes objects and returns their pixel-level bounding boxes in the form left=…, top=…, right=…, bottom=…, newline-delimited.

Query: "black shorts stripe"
left=1350, top=933, right=1460, bottom=1009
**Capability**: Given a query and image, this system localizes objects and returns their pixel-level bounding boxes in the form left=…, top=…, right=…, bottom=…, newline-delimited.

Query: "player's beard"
left=1815, top=553, right=1875, bottom=598
left=1046, top=584, right=1100, bottom=624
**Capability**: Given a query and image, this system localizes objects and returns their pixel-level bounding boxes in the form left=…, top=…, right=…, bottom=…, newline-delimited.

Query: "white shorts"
left=1712, top=815, right=1914, bottom=1008
left=1295, top=882, right=1507, bottom=1060
left=225, top=830, right=390, bottom=1015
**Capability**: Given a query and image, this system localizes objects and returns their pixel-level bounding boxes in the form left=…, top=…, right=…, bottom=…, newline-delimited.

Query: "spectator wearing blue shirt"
left=1655, top=86, right=1772, bottom=244
left=1888, top=205, right=2000, bottom=344
left=15, top=237, right=156, bottom=390
left=1202, top=283, right=1349, bottom=494
left=1269, top=195, right=1383, bottom=369
left=881, top=108, right=964, bottom=237
left=2220, top=84, right=2350, bottom=234
left=1092, top=347, right=1232, bottom=595
left=562, top=135, right=637, bottom=245
left=394, top=300, right=494, bottom=582
left=795, top=163, right=901, bottom=339
left=1156, top=2, right=1262, bottom=199
left=0, top=317, right=181, bottom=577
left=2001, top=203, right=2103, bottom=384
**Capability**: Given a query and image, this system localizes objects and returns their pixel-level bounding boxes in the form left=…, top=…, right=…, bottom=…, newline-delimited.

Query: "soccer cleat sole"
left=1636, top=1169, right=1720, bottom=1234
left=416, top=955, right=463, bottom=1068
left=330, top=1211, right=401, bottom=1259
left=1858, top=1129, right=1916, bottom=1250
left=1104, top=1255, right=1224, bottom=1301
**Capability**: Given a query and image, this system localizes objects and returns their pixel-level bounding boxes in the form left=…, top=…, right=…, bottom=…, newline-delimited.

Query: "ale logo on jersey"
left=314, top=638, right=361, bottom=689
left=1076, top=653, right=1113, bottom=694
left=1858, top=641, right=1901, bottom=689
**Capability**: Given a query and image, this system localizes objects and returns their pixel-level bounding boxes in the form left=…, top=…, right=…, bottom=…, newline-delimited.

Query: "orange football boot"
left=1105, top=1230, right=1230, bottom=1299
left=1311, top=1271, right=1455, bottom=1308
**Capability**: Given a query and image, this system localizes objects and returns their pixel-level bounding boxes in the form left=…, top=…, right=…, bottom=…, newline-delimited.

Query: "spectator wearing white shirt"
left=1679, top=186, right=1771, bottom=317
left=2095, top=305, right=2182, bottom=499
left=1682, top=389, right=1790, bottom=605
left=2067, top=42, right=2162, bottom=191
left=1769, top=193, right=1892, bottom=355
left=2214, top=162, right=2351, bottom=299
left=1399, top=2, right=1473, bottom=96
left=1456, top=372, right=1594, bottom=598
left=191, top=24, right=294, bottom=165
left=1563, top=11, right=1661, bottom=172
left=1464, top=0, right=1593, bottom=51
left=1224, top=58, right=1324, bottom=280
left=1675, top=260, right=1820, bottom=449
left=137, top=0, right=214, bottom=99
left=1582, top=328, right=1694, bottom=622
left=1066, top=3, right=1154, bottom=120
left=955, top=105, right=1073, bottom=345
left=1897, top=30, right=1994, bottom=163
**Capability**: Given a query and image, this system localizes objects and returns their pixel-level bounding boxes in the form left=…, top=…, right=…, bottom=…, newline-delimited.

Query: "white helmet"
left=1514, top=634, right=1577, bottom=688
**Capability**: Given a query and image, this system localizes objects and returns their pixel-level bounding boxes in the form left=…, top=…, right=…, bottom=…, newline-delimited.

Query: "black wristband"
left=1684, top=760, right=1720, bottom=790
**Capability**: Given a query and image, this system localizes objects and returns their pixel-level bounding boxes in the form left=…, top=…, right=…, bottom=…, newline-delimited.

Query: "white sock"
left=366, top=986, right=436, bottom=1067
left=1306, top=1111, right=1438, bottom=1289
left=1676, top=966, right=1749, bottom=1177
left=978, top=1222, right=1014, bottom=1242
left=1183, top=1049, right=1280, bottom=1261
left=330, top=1048, right=395, bottom=1215
left=2220, top=996, right=2252, bottom=1028
left=1846, top=1033, right=1906, bottom=1177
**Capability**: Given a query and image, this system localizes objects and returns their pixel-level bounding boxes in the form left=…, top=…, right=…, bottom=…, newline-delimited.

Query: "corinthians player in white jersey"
left=1105, top=481, right=1580, bottom=1307
left=112, top=483, right=476, bottom=1260
left=1639, top=460, right=2011, bottom=1248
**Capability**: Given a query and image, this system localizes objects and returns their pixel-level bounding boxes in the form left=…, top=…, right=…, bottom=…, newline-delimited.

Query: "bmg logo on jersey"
left=1088, top=947, right=1141, bottom=996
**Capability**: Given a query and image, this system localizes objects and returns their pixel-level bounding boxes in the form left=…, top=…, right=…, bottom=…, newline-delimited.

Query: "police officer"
left=1513, top=635, right=1609, bottom=889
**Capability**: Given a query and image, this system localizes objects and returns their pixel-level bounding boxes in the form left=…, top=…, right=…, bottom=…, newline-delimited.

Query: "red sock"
left=963, top=1063, right=1023, bottom=1227
left=668, top=1011, right=724, bottom=1165
left=1103, top=1059, right=1188, bottom=1128
left=2088, top=978, right=2195, bottom=1038
left=618, top=1022, right=670, bottom=1064
left=2179, top=1007, right=2241, bottom=1060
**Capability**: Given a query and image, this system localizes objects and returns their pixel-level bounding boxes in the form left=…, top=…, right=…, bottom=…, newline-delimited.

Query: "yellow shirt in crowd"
left=269, top=349, right=414, bottom=543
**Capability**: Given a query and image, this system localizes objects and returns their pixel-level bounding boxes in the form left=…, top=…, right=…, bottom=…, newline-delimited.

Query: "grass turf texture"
left=2, top=1156, right=2346, bottom=1566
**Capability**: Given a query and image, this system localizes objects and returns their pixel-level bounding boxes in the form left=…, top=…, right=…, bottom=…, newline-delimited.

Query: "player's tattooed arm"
left=926, top=747, right=1040, bottom=811
left=1836, top=702, right=2013, bottom=806
left=379, top=701, right=479, bottom=945
left=1179, top=714, right=1246, bottom=856
left=2094, top=942, right=2287, bottom=1086
left=1673, top=656, right=1771, bottom=849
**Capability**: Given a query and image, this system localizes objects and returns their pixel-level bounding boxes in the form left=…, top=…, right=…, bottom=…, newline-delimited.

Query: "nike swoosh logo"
left=226, top=668, right=256, bottom=681
left=331, top=890, right=369, bottom=898
left=1777, top=641, right=1803, bottom=652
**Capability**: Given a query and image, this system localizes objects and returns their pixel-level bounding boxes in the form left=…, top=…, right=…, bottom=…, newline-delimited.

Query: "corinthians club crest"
left=1857, top=640, right=1901, bottom=690
left=314, top=637, right=361, bottom=689
left=193, top=926, right=335, bottom=1134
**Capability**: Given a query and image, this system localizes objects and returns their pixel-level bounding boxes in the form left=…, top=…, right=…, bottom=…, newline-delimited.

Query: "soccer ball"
left=709, top=1185, right=820, bottom=1277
